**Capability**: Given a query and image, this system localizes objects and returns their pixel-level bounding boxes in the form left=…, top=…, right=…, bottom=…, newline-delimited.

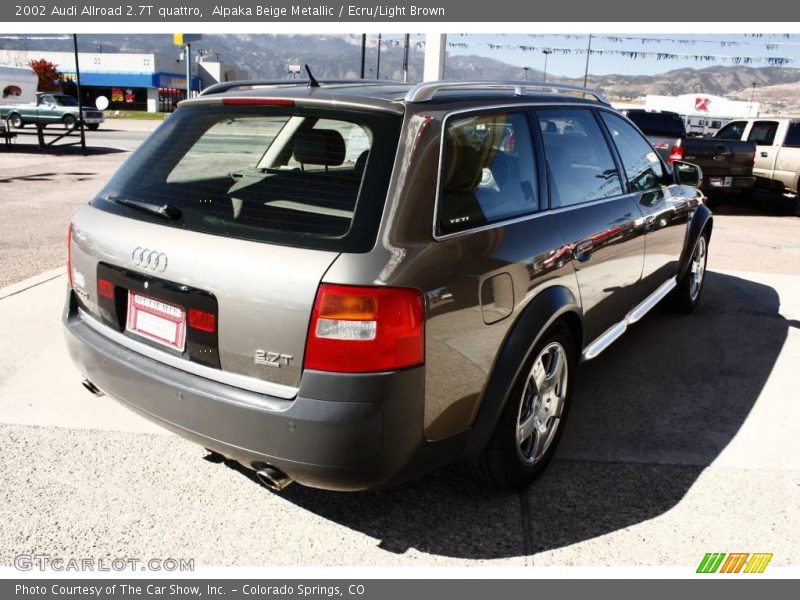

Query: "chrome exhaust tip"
left=81, top=378, right=104, bottom=397
left=255, top=466, right=293, bottom=492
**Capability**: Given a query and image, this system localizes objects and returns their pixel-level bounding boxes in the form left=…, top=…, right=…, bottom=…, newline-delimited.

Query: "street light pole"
left=523, top=67, right=529, bottom=81
left=749, top=81, right=757, bottom=116
left=582, top=34, right=592, bottom=88
left=402, top=33, right=410, bottom=83
left=376, top=33, right=382, bottom=80
left=542, top=49, right=552, bottom=84
left=360, top=34, right=366, bottom=79
left=185, top=42, right=192, bottom=99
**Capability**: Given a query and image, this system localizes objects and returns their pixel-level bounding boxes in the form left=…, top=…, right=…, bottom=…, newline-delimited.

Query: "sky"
left=383, top=33, right=800, bottom=78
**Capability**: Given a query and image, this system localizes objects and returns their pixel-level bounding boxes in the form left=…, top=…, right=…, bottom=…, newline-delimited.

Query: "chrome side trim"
left=77, top=309, right=299, bottom=400
left=581, top=276, right=677, bottom=361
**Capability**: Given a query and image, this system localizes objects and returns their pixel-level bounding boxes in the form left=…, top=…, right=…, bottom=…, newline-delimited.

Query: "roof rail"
left=404, top=81, right=609, bottom=105
left=199, top=79, right=395, bottom=97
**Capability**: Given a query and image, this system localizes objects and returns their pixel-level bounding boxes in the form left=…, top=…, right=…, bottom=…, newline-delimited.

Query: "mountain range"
left=4, top=34, right=800, bottom=112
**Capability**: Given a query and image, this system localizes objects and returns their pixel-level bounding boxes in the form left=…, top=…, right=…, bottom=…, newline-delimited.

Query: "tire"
left=8, top=113, right=23, bottom=129
left=62, top=114, right=77, bottom=129
left=465, top=322, right=575, bottom=488
left=671, top=232, right=709, bottom=313
left=87, top=123, right=99, bottom=131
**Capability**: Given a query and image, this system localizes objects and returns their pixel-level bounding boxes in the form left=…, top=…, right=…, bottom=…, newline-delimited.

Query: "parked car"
left=0, top=92, right=104, bottom=130
left=715, top=117, right=800, bottom=212
left=621, top=108, right=755, bottom=197
left=64, top=80, right=712, bottom=491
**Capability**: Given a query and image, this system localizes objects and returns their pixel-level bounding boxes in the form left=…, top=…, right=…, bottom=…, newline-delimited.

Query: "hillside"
left=4, top=34, right=800, bottom=111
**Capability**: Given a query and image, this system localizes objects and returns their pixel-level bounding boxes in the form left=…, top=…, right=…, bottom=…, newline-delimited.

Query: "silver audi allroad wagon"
left=64, top=80, right=711, bottom=491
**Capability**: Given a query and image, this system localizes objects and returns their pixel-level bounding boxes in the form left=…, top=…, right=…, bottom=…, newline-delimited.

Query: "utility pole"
left=750, top=81, right=757, bottom=116
left=360, top=34, right=366, bottom=79
left=542, top=49, right=552, bottom=84
left=523, top=67, right=530, bottom=81
left=72, top=33, right=85, bottom=153
left=376, top=33, right=382, bottom=79
left=582, top=34, right=592, bottom=88
left=185, top=42, right=192, bottom=99
left=402, top=33, right=410, bottom=83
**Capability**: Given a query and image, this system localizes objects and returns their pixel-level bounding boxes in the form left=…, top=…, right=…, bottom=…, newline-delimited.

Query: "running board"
left=581, top=277, right=677, bottom=361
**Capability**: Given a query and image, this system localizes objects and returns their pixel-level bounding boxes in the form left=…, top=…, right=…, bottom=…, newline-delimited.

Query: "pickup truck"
left=0, top=92, right=104, bottom=130
left=715, top=117, right=800, bottom=212
left=621, top=109, right=756, bottom=197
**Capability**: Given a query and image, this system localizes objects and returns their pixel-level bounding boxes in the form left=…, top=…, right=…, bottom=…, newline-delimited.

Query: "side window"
left=783, top=122, right=800, bottom=148
left=748, top=121, right=779, bottom=146
left=716, top=121, right=747, bottom=141
left=40, top=94, right=55, bottom=105
left=600, top=111, right=665, bottom=192
left=538, top=108, right=623, bottom=208
left=438, top=111, right=539, bottom=236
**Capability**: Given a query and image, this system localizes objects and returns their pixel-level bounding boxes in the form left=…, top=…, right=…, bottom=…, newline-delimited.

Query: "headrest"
left=354, top=150, right=369, bottom=174
left=445, top=145, right=485, bottom=192
left=542, top=121, right=557, bottom=133
left=293, top=129, right=346, bottom=166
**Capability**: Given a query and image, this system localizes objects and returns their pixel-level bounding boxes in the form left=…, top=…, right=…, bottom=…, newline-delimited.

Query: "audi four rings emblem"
left=132, top=247, right=168, bottom=272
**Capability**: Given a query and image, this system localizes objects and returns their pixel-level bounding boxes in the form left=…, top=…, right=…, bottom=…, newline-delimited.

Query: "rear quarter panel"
left=323, top=108, right=580, bottom=441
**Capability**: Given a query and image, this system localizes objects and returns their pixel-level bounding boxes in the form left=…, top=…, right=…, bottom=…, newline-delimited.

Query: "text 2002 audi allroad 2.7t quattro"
left=64, top=79, right=711, bottom=491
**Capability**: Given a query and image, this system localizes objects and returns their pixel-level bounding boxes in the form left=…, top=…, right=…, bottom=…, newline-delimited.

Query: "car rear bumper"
left=702, top=175, right=755, bottom=192
left=63, top=291, right=465, bottom=490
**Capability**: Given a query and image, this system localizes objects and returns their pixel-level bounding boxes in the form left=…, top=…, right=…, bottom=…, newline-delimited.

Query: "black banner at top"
left=1, top=0, right=799, bottom=22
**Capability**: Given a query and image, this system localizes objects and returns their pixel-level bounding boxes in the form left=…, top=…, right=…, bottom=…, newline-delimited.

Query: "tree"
left=28, top=59, right=62, bottom=92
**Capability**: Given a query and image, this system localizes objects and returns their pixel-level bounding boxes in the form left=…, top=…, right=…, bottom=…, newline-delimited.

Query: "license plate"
left=126, top=291, right=186, bottom=351
left=709, top=176, right=733, bottom=188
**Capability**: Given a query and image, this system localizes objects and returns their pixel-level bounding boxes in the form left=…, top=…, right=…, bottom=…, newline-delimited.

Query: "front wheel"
left=465, top=323, right=575, bottom=488
left=86, top=123, right=99, bottom=131
left=62, top=114, right=77, bottom=129
left=671, top=233, right=709, bottom=313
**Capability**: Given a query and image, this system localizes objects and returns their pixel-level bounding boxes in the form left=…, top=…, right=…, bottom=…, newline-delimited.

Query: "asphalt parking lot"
left=0, top=126, right=799, bottom=567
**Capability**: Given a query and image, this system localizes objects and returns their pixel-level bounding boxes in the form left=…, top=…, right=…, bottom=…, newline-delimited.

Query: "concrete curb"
left=0, top=267, right=66, bottom=300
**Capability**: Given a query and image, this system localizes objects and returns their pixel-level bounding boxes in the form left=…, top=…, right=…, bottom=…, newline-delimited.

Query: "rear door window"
left=748, top=121, right=780, bottom=145
left=438, top=110, right=539, bottom=236
left=783, top=122, right=800, bottom=148
left=538, top=108, right=623, bottom=207
left=600, top=111, right=665, bottom=192
left=92, top=104, right=401, bottom=252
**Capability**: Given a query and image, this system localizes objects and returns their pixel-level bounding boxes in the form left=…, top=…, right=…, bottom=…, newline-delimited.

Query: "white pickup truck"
left=715, top=117, right=800, bottom=212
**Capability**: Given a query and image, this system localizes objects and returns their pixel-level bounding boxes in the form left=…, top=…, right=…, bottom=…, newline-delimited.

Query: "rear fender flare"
left=463, top=285, right=582, bottom=459
left=678, top=202, right=713, bottom=278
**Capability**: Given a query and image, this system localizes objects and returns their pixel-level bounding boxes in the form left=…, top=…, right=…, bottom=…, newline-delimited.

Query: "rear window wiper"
left=107, top=195, right=182, bottom=221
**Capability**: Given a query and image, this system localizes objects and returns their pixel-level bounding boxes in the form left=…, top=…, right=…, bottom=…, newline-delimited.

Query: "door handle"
left=573, top=239, right=594, bottom=262
left=761, top=151, right=769, bottom=158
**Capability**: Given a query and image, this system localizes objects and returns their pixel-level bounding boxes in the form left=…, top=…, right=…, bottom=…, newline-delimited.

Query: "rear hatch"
left=681, top=138, right=756, bottom=179
left=69, top=99, right=402, bottom=396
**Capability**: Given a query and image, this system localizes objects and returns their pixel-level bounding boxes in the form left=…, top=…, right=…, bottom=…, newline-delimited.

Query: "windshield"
left=92, top=103, right=402, bottom=252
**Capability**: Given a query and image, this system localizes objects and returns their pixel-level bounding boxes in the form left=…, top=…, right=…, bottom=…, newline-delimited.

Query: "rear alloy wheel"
left=672, top=233, right=708, bottom=313
left=62, top=114, right=77, bottom=129
left=465, top=323, right=575, bottom=488
left=9, top=113, right=23, bottom=128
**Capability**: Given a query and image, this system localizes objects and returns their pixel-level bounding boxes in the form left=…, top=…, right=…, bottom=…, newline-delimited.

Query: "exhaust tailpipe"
left=255, top=466, right=293, bottom=492
left=81, top=378, right=104, bottom=397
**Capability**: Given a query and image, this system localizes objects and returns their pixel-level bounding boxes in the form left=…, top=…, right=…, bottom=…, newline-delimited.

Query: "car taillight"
left=97, top=278, right=114, bottom=300
left=669, top=140, right=684, bottom=164
left=67, top=223, right=73, bottom=289
left=305, top=284, right=424, bottom=373
left=188, top=308, right=216, bottom=333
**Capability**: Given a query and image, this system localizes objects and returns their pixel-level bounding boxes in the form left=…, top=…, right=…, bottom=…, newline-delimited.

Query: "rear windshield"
left=625, top=111, right=686, bottom=138
left=92, top=103, right=402, bottom=252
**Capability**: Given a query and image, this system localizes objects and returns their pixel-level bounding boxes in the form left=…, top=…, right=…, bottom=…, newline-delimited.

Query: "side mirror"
left=672, top=160, right=703, bottom=188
